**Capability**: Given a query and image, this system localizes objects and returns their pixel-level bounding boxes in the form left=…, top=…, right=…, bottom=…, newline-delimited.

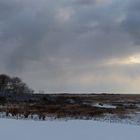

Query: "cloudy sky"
left=0, top=0, right=140, bottom=93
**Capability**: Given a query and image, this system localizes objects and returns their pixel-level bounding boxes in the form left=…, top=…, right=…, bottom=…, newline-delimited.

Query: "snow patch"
left=93, top=103, right=116, bottom=109
left=0, top=119, right=140, bottom=140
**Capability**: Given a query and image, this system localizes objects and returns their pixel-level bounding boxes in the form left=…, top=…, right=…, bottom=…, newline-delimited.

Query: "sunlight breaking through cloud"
left=106, top=54, right=140, bottom=65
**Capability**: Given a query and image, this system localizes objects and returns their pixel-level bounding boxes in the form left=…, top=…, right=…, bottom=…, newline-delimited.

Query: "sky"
left=0, top=0, right=140, bottom=93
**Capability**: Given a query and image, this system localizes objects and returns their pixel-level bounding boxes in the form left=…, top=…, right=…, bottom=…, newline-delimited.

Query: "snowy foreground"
left=0, top=119, right=140, bottom=140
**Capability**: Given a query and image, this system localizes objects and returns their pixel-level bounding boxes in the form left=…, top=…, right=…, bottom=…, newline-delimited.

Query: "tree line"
left=0, top=74, right=34, bottom=94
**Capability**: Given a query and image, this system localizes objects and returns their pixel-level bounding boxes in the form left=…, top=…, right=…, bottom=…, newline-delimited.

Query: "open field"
left=0, top=93, right=140, bottom=124
left=0, top=119, right=140, bottom=140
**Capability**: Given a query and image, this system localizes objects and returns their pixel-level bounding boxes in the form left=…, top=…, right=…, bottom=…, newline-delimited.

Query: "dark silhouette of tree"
left=0, top=74, right=34, bottom=94
left=0, top=74, right=11, bottom=92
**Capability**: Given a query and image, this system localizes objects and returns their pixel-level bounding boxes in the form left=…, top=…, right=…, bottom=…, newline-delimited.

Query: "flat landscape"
left=0, top=118, right=140, bottom=140
left=0, top=93, right=140, bottom=125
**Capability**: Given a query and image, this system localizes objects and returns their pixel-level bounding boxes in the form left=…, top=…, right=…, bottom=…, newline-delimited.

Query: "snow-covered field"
left=0, top=119, right=140, bottom=140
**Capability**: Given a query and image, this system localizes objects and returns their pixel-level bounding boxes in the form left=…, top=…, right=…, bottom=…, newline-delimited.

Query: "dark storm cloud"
left=0, top=0, right=140, bottom=92
left=0, top=0, right=126, bottom=69
left=0, top=0, right=21, bottom=20
left=0, top=0, right=55, bottom=71
left=122, top=0, right=140, bottom=45
left=71, top=0, right=95, bottom=5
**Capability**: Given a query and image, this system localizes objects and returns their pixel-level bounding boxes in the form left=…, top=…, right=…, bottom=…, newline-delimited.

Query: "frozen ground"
left=0, top=119, right=140, bottom=140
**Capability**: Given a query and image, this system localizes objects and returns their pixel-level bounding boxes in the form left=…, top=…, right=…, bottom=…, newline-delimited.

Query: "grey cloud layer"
left=122, top=0, right=140, bottom=45
left=0, top=0, right=140, bottom=92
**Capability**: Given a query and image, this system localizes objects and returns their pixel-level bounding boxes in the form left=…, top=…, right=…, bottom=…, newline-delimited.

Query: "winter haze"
left=0, top=0, right=140, bottom=93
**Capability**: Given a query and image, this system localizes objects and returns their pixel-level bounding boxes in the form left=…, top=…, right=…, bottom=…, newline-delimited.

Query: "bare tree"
left=0, top=74, right=34, bottom=94
left=0, top=74, right=11, bottom=93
